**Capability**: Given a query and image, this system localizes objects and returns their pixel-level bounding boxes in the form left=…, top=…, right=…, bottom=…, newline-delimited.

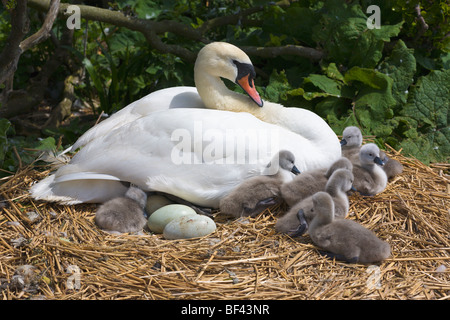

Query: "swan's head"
left=195, top=42, right=263, bottom=107
left=340, top=126, right=363, bottom=148
left=359, top=143, right=384, bottom=166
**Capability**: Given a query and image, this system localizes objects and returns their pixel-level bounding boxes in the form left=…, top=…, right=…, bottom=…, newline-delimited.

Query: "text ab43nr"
left=181, top=304, right=270, bottom=317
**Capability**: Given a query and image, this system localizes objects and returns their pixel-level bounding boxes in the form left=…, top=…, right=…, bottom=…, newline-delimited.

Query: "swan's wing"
left=30, top=174, right=129, bottom=205
left=71, top=87, right=204, bottom=151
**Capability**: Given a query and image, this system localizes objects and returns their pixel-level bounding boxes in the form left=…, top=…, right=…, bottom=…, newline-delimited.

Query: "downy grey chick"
left=95, top=185, right=148, bottom=233
left=308, top=192, right=391, bottom=264
left=280, top=157, right=353, bottom=206
left=352, top=143, right=388, bottom=196
left=275, top=168, right=353, bottom=237
left=220, top=150, right=300, bottom=218
left=341, top=126, right=402, bottom=179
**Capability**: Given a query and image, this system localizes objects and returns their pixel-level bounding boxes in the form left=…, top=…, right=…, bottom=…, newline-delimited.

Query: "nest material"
left=0, top=147, right=449, bottom=300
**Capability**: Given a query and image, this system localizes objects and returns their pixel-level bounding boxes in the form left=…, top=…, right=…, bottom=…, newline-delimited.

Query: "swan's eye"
left=232, top=60, right=256, bottom=84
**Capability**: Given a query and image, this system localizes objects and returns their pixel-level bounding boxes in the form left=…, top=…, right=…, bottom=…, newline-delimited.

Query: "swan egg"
left=163, top=215, right=216, bottom=240
left=147, top=204, right=197, bottom=233
left=145, top=195, right=174, bottom=215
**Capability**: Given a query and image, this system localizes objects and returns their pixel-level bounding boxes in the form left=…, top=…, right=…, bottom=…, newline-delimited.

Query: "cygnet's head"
left=325, top=157, right=353, bottom=178
left=341, top=126, right=363, bottom=148
left=194, top=42, right=263, bottom=107
left=267, top=150, right=300, bottom=176
left=327, top=169, right=354, bottom=193
left=359, top=143, right=384, bottom=166
left=125, top=186, right=147, bottom=209
left=279, top=150, right=301, bottom=175
left=312, top=192, right=335, bottom=224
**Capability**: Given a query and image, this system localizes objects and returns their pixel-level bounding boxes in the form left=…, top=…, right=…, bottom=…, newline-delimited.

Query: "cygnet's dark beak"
left=374, top=156, right=384, bottom=166
left=256, top=197, right=278, bottom=207
left=340, top=139, right=347, bottom=146
left=291, top=165, right=301, bottom=175
left=288, top=209, right=308, bottom=237
left=350, top=185, right=357, bottom=192
left=244, top=197, right=278, bottom=218
left=382, top=156, right=390, bottom=165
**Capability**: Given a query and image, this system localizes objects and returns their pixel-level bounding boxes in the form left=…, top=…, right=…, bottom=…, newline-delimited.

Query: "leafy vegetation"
left=0, top=0, right=448, bottom=176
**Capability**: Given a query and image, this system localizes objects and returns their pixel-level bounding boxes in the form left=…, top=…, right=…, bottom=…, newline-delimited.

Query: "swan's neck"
left=195, top=70, right=340, bottom=153
left=195, top=72, right=255, bottom=113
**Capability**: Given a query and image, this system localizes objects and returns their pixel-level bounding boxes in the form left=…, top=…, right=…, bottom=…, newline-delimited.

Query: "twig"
left=414, top=3, right=429, bottom=41
left=11, top=146, right=22, bottom=169
left=0, top=0, right=28, bottom=84
left=20, top=0, right=60, bottom=52
left=241, top=44, right=325, bottom=61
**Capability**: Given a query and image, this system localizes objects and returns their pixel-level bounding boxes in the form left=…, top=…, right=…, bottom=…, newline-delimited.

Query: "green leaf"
left=82, top=57, right=108, bottom=110
left=403, top=70, right=449, bottom=129
left=345, top=66, right=387, bottom=89
left=286, top=88, right=305, bottom=97
left=303, top=74, right=342, bottom=96
left=322, top=63, right=345, bottom=82
left=378, top=40, right=416, bottom=105
left=312, top=0, right=403, bottom=68
left=400, top=69, right=450, bottom=163
left=35, top=137, right=57, bottom=151
left=263, top=70, right=292, bottom=102
left=344, top=67, right=397, bottom=136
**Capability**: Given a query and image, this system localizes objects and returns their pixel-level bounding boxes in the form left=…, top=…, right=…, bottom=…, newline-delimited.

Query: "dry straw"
left=0, top=145, right=448, bottom=300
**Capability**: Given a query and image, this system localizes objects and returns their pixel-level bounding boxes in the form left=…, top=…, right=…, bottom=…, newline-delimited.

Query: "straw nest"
left=0, top=146, right=448, bottom=300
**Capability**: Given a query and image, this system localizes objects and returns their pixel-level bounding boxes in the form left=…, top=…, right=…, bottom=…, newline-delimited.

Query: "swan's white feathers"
left=71, top=87, right=204, bottom=151
left=33, top=109, right=312, bottom=207
left=31, top=42, right=342, bottom=207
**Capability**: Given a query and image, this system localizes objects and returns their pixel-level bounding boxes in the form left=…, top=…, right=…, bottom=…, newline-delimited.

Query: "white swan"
left=69, top=42, right=256, bottom=151
left=69, top=42, right=338, bottom=156
left=31, top=42, right=341, bottom=207
left=32, top=109, right=307, bottom=207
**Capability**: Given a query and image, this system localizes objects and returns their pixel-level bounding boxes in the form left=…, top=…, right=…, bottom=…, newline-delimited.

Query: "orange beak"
left=236, top=74, right=263, bottom=107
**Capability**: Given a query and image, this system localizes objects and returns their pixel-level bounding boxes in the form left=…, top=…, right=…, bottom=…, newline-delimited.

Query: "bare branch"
left=0, top=0, right=60, bottom=87
left=28, top=0, right=202, bottom=61
left=27, top=0, right=325, bottom=63
left=414, top=3, right=429, bottom=41
left=0, top=0, right=29, bottom=85
left=241, top=44, right=325, bottom=61
left=20, top=0, right=60, bottom=52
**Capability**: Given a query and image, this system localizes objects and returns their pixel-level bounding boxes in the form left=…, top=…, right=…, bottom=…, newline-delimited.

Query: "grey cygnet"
left=308, top=192, right=391, bottom=264
left=95, top=186, right=148, bottom=233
